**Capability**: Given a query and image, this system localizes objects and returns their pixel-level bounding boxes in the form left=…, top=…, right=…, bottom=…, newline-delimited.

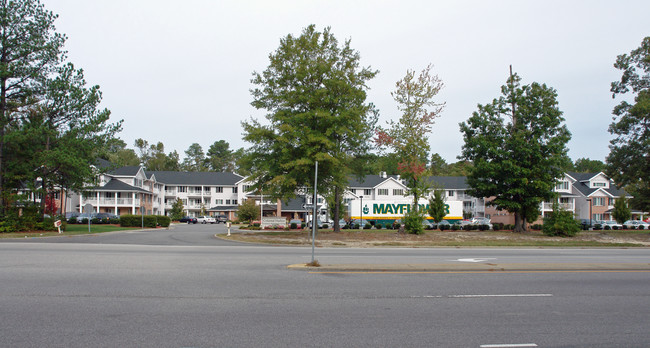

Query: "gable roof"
left=92, top=179, right=151, bottom=193
left=109, top=165, right=143, bottom=176
left=567, top=172, right=629, bottom=198
left=149, top=171, right=243, bottom=186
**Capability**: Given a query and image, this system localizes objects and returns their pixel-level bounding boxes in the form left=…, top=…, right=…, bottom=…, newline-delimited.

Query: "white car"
left=622, top=220, right=650, bottom=230
left=196, top=216, right=216, bottom=224
left=601, top=220, right=622, bottom=229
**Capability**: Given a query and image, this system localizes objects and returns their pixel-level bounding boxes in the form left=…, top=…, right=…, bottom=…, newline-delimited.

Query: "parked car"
left=471, top=217, right=493, bottom=230
left=179, top=216, right=197, bottom=224
left=196, top=216, right=216, bottom=224
left=422, top=219, right=434, bottom=229
left=76, top=213, right=92, bottom=223
left=215, top=215, right=228, bottom=223
left=307, top=219, right=324, bottom=229
left=623, top=220, right=650, bottom=230
left=601, top=220, right=622, bottom=229
left=289, top=219, right=303, bottom=228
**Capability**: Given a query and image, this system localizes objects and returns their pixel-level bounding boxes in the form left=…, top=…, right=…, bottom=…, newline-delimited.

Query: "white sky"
left=45, top=0, right=650, bottom=164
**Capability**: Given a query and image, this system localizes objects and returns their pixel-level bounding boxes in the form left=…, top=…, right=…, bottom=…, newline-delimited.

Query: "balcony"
left=83, top=198, right=140, bottom=206
left=164, top=190, right=176, bottom=197
left=542, top=202, right=574, bottom=211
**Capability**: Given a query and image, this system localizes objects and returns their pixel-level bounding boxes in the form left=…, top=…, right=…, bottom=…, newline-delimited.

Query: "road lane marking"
left=448, top=258, right=497, bottom=262
left=411, top=294, right=552, bottom=299
left=480, top=344, right=537, bottom=348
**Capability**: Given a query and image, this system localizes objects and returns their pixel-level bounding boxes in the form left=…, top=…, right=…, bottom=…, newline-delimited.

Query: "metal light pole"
left=360, top=196, right=363, bottom=230
left=311, top=161, right=318, bottom=263
left=587, top=198, right=593, bottom=229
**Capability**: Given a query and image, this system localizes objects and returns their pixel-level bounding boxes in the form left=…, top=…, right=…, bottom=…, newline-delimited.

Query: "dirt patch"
left=222, top=229, right=650, bottom=248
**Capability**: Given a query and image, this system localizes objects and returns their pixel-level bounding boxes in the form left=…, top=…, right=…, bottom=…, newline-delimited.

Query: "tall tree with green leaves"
left=376, top=65, right=444, bottom=233
left=573, top=158, right=605, bottom=173
left=0, top=0, right=66, bottom=212
left=182, top=143, right=207, bottom=172
left=206, top=140, right=234, bottom=172
left=427, top=187, right=446, bottom=224
left=169, top=198, right=184, bottom=221
left=14, top=63, right=120, bottom=213
left=242, top=25, right=378, bottom=232
left=459, top=70, right=571, bottom=232
left=606, top=36, right=650, bottom=212
left=612, top=194, right=631, bottom=224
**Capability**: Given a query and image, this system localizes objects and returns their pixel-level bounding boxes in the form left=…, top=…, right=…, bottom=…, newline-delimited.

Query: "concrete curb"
left=287, top=263, right=650, bottom=272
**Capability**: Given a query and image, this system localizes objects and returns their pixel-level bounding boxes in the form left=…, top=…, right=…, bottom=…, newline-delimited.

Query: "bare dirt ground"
left=222, top=229, right=650, bottom=248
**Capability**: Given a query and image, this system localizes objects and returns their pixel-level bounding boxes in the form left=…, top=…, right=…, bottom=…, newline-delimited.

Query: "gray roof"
left=347, top=175, right=469, bottom=190
left=109, top=166, right=142, bottom=176
left=149, top=171, right=243, bottom=186
left=93, top=179, right=151, bottom=194
left=567, top=172, right=628, bottom=197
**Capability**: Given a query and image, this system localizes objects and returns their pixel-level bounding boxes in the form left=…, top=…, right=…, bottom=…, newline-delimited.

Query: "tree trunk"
left=514, top=211, right=526, bottom=232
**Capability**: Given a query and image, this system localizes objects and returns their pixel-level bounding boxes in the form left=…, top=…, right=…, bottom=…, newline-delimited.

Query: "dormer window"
left=592, top=182, right=607, bottom=188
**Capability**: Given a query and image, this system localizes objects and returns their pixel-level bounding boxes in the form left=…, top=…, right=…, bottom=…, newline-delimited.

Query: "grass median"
left=0, top=224, right=141, bottom=238
left=221, top=229, right=650, bottom=248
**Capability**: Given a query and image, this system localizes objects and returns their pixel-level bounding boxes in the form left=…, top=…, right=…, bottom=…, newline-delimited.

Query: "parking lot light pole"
left=360, top=196, right=363, bottom=230
left=312, top=161, right=318, bottom=263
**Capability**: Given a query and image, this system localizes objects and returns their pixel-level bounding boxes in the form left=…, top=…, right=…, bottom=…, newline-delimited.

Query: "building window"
left=593, top=197, right=605, bottom=206
left=364, top=189, right=372, bottom=196
left=178, top=186, right=187, bottom=193
left=215, top=187, right=223, bottom=193
left=226, top=199, right=231, bottom=205
left=233, top=187, right=238, bottom=193
left=555, top=181, right=569, bottom=190
left=393, top=189, right=403, bottom=196
left=378, top=189, right=388, bottom=195
left=216, top=199, right=223, bottom=205
left=592, top=182, right=607, bottom=187
left=593, top=213, right=603, bottom=221
left=204, top=187, right=210, bottom=193
left=448, top=191, right=454, bottom=197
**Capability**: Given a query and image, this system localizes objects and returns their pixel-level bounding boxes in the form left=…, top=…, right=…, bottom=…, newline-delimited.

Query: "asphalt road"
left=1, top=224, right=649, bottom=347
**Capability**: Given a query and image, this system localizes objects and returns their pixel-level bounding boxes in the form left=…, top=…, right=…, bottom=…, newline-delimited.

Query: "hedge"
left=119, top=215, right=170, bottom=228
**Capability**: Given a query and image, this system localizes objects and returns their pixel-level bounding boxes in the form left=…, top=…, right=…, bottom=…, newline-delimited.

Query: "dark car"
left=179, top=216, right=197, bottom=224
left=216, top=215, right=228, bottom=223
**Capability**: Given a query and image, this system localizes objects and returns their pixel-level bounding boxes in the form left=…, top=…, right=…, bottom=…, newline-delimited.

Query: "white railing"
left=542, top=202, right=574, bottom=211
left=83, top=198, right=140, bottom=206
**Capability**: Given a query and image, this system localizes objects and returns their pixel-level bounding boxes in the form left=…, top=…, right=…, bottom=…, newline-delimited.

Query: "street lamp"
left=359, top=195, right=363, bottom=230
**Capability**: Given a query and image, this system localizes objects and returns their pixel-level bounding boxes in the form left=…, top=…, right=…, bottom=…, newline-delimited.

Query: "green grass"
left=0, top=224, right=141, bottom=238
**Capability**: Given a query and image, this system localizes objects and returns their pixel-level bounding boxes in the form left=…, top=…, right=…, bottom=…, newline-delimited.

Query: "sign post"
left=54, top=220, right=62, bottom=234
left=141, top=206, right=145, bottom=229
left=311, top=161, right=318, bottom=264
left=227, top=221, right=231, bottom=236
left=83, top=203, right=93, bottom=233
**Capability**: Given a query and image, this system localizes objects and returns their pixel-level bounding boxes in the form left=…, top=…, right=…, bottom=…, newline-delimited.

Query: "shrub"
left=353, top=223, right=360, bottom=229
left=68, top=216, right=77, bottom=224
left=492, top=223, right=504, bottom=231
left=640, top=225, right=646, bottom=230
left=593, top=223, right=602, bottom=230
left=364, top=223, right=372, bottom=229
left=91, top=218, right=101, bottom=224
left=451, top=224, right=460, bottom=231
left=439, top=224, right=448, bottom=231
left=375, top=223, right=383, bottom=230
left=478, top=224, right=490, bottom=231
left=543, top=209, right=581, bottom=237
left=392, top=223, right=401, bottom=229
left=157, top=216, right=171, bottom=227
left=322, top=224, right=329, bottom=229
left=531, top=224, right=543, bottom=231
left=290, top=222, right=297, bottom=229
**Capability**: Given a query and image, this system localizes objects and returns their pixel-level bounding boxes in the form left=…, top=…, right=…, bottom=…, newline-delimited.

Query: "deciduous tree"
left=459, top=70, right=571, bottom=232
left=375, top=64, right=444, bottom=233
left=606, top=36, right=650, bottom=212
left=242, top=25, right=378, bottom=231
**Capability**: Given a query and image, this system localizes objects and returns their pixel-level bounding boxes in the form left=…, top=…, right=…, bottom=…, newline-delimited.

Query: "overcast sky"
left=45, top=0, right=649, bottom=164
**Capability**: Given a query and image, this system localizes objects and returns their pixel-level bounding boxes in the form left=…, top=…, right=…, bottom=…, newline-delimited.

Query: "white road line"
left=480, top=344, right=538, bottom=347
left=412, top=294, right=552, bottom=298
